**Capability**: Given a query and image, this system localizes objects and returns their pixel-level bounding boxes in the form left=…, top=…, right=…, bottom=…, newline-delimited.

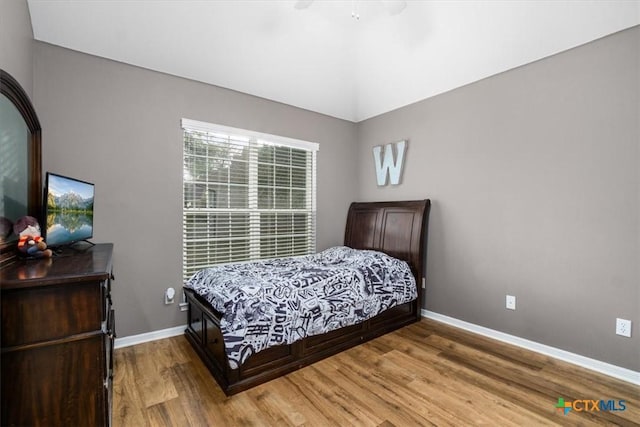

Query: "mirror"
left=0, top=70, right=42, bottom=258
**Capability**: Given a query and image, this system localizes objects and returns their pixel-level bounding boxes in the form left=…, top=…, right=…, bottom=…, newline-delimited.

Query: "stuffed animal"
left=13, top=215, right=53, bottom=258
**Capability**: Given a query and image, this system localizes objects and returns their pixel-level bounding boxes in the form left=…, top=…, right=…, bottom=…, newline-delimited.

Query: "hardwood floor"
left=114, top=319, right=640, bottom=426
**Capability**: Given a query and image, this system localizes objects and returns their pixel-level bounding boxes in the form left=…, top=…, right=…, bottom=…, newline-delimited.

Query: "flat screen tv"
left=43, top=172, right=94, bottom=248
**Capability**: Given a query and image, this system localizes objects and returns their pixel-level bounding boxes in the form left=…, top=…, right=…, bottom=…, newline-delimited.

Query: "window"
left=182, top=119, right=318, bottom=281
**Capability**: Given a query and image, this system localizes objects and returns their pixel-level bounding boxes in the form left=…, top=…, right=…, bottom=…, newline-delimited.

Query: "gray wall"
left=356, top=26, right=639, bottom=371
left=0, top=0, right=34, bottom=97
left=34, top=42, right=357, bottom=337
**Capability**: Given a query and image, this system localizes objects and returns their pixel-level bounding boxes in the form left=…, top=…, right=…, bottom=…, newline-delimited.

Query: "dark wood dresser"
left=0, top=243, right=114, bottom=427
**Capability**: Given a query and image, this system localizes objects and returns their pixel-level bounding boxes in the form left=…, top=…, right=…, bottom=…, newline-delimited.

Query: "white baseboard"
left=114, top=325, right=186, bottom=349
left=422, top=309, right=640, bottom=386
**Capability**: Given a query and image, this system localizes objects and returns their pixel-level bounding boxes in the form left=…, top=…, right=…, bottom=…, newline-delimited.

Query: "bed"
left=183, top=199, right=431, bottom=395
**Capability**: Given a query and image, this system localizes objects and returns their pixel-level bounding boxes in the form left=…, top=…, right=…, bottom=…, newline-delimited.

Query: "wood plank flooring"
left=114, top=318, right=640, bottom=426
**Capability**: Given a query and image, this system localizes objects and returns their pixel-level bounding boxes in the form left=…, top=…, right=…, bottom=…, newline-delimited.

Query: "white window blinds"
left=181, top=119, right=318, bottom=281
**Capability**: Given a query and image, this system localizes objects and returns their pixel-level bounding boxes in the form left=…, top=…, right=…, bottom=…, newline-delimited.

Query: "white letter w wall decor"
left=372, top=140, right=407, bottom=186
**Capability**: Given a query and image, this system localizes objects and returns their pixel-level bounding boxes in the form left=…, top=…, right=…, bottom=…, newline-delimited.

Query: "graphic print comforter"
left=184, top=246, right=417, bottom=369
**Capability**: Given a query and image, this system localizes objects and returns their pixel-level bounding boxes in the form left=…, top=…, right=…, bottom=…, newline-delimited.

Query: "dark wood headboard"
left=344, top=200, right=431, bottom=291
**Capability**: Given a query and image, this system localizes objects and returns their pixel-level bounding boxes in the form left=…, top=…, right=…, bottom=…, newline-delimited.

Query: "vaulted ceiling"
left=28, top=1, right=639, bottom=122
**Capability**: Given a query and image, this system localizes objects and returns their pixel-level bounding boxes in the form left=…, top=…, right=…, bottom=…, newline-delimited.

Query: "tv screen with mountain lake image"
left=44, top=173, right=94, bottom=248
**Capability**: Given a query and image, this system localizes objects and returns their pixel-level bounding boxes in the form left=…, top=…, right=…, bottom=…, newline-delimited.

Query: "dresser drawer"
left=103, top=308, right=115, bottom=427
left=102, top=274, right=113, bottom=322
left=1, top=334, right=105, bottom=427
left=104, top=308, right=115, bottom=379
left=1, top=282, right=103, bottom=347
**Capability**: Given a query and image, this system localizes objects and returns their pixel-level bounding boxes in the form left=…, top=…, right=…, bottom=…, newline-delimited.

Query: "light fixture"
left=351, top=0, right=360, bottom=20
left=294, top=0, right=407, bottom=19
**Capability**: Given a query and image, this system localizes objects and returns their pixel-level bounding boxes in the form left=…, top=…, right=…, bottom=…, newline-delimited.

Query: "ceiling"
left=28, top=1, right=639, bottom=122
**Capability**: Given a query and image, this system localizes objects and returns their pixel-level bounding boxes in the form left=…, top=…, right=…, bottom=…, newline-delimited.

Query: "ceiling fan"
left=294, top=0, right=408, bottom=19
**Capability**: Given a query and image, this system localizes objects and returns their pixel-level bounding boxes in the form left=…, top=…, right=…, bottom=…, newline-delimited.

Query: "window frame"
left=181, top=119, right=318, bottom=281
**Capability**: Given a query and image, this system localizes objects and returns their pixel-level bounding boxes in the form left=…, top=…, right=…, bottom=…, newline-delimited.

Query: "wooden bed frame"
left=183, top=199, right=431, bottom=395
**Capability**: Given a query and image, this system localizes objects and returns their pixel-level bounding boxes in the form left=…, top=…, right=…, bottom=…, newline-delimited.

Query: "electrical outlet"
left=616, top=318, right=632, bottom=338
left=506, top=295, right=516, bottom=310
